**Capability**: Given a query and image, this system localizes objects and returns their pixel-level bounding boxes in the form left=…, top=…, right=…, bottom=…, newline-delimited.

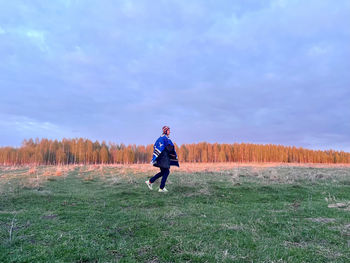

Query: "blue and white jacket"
left=151, top=134, right=179, bottom=168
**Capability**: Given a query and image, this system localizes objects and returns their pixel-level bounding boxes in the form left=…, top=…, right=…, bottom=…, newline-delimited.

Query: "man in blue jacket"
left=145, top=126, right=179, bottom=192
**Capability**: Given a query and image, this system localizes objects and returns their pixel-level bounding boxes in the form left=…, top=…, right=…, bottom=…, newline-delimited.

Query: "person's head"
left=162, top=126, right=170, bottom=135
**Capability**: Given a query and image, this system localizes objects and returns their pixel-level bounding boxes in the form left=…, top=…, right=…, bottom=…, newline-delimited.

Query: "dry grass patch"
left=220, top=223, right=245, bottom=231
left=283, top=240, right=310, bottom=248
left=0, top=166, right=73, bottom=193
left=327, top=202, right=350, bottom=209
left=306, top=218, right=336, bottom=223
left=27, top=167, right=36, bottom=175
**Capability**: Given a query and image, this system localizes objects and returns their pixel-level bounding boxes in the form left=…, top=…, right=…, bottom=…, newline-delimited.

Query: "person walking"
left=145, top=126, right=179, bottom=192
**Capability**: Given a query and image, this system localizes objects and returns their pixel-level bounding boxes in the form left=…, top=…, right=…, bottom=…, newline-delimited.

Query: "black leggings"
left=149, top=168, right=170, bottom=189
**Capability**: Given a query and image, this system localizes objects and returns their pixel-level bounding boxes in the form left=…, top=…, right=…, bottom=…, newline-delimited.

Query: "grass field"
left=1, top=164, right=350, bottom=262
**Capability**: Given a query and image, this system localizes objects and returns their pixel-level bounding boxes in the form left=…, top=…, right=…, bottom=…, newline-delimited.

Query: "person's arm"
left=167, top=140, right=179, bottom=167
left=151, top=137, right=166, bottom=164
left=168, top=139, right=178, bottom=159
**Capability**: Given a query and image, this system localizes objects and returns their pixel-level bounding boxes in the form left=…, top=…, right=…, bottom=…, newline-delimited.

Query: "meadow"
left=0, top=163, right=350, bottom=262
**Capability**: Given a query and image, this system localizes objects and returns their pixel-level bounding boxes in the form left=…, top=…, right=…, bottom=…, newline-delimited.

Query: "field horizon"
left=2, top=139, right=350, bottom=166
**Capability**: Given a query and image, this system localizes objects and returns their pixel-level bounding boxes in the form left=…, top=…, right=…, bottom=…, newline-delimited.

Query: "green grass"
left=1, top=166, right=350, bottom=262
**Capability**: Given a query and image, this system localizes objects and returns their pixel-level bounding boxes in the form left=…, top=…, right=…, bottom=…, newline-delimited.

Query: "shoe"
left=158, top=188, right=168, bottom=192
left=145, top=180, right=153, bottom=190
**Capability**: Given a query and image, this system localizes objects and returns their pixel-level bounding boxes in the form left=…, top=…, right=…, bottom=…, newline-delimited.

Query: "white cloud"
left=271, top=0, right=289, bottom=8
left=120, top=1, right=144, bottom=17
left=25, top=29, right=49, bottom=52
left=301, top=134, right=350, bottom=152
left=308, top=45, right=329, bottom=56
left=0, top=114, right=75, bottom=140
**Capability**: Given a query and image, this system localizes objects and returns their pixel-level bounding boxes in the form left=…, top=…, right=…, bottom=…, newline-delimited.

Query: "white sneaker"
left=145, top=180, right=153, bottom=190
left=158, top=188, right=168, bottom=192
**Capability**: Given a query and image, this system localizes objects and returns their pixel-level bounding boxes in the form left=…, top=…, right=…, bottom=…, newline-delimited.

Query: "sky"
left=0, top=0, right=349, bottom=151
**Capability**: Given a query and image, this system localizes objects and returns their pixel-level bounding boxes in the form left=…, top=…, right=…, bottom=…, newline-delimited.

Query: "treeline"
left=0, top=138, right=349, bottom=165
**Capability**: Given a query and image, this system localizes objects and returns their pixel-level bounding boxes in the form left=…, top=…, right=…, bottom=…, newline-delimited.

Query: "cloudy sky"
left=0, top=0, right=349, bottom=151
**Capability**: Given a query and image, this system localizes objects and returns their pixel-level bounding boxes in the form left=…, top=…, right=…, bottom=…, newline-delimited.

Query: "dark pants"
left=150, top=168, right=170, bottom=189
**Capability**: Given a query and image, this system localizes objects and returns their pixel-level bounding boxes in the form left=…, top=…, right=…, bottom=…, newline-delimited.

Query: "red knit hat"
left=162, top=126, right=170, bottom=134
